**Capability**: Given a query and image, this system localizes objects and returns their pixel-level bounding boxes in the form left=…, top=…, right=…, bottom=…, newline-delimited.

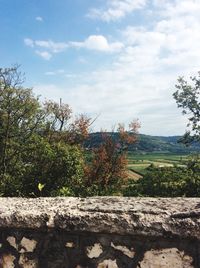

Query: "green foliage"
left=0, top=66, right=87, bottom=197
left=38, top=183, right=45, bottom=193
left=123, top=157, right=200, bottom=197
left=3, top=136, right=85, bottom=197
left=0, top=66, right=132, bottom=197
left=173, top=73, right=200, bottom=144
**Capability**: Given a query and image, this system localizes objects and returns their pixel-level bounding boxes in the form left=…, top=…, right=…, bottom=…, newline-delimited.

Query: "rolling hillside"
left=85, top=133, right=200, bottom=154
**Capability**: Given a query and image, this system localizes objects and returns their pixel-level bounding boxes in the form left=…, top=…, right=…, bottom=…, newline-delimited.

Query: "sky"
left=0, top=0, right=200, bottom=136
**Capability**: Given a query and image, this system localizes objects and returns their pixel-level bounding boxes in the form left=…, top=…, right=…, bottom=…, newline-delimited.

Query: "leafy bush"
left=123, top=158, right=200, bottom=197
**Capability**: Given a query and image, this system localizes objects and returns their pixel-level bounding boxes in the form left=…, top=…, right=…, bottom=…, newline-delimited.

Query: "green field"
left=127, top=152, right=190, bottom=176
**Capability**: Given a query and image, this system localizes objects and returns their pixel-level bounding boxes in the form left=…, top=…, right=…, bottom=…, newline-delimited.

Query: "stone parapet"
left=0, top=197, right=199, bottom=267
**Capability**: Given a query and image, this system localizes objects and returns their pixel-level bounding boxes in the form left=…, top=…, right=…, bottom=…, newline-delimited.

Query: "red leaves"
left=85, top=120, right=140, bottom=192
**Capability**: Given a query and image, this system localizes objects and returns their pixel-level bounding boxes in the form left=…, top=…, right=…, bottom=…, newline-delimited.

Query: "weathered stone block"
left=0, top=197, right=199, bottom=267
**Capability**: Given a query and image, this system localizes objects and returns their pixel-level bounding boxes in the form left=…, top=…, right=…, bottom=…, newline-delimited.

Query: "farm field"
left=127, top=152, right=190, bottom=178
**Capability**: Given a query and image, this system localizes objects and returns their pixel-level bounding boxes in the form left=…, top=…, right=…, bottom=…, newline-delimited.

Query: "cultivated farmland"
left=127, top=152, right=189, bottom=179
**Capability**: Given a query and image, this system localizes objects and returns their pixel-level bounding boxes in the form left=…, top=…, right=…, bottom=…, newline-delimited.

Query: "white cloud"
left=45, top=69, right=67, bottom=76
left=118, top=0, right=200, bottom=76
left=35, top=51, right=52, bottom=60
left=87, top=0, right=147, bottom=22
left=34, top=1, right=200, bottom=134
left=24, top=38, right=34, bottom=47
left=24, top=38, right=69, bottom=59
left=45, top=71, right=56, bottom=76
left=70, top=35, right=124, bottom=52
left=35, top=16, right=43, bottom=22
left=29, top=0, right=200, bottom=135
left=25, top=39, right=68, bottom=53
left=24, top=35, right=123, bottom=59
left=33, top=76, right=188, bottom=135
left=35, top=40, right=68, bottom=53
left=153, top=0, right=200, bottom=18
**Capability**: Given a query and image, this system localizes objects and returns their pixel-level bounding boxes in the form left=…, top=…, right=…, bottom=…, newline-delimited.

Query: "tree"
left=43, top=99, right=91, bottom=145
left=173, top=73, right=200, bottom=144
left=0, top=66, right=43, bottom=182
left=0, top=66, right=86, bottom=197
left=44, top=99, right=72, bottom=132
left=84, top=120, right=140, bottom=196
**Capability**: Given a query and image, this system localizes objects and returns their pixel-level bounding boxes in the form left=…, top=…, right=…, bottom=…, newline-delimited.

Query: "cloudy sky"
left=0, top=0, right=200, bottom=135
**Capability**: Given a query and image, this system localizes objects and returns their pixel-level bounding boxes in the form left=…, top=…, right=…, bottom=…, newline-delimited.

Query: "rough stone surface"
left=138, top=248, right=193, bottom=268
left=0, top=197, right=199, bottom=267
left=1, top=254, right=15, bottom=268
left=0, top=197, right=200, bottom=239
left=97, top=259, right=118, bottom=268
left=6, top=236, right=17, bottom=250
left=111, top=242, right=135, bottom=258
left=87, top=243, right=103, bottom=258
left=19, top=254, right=38, bottom=268
left=20, top=237, right=37, bottom=253
left=65, top=242, right=75, bottom=248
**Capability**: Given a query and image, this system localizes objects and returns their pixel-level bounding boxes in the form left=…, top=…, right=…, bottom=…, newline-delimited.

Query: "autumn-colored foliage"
left=43, top=99, right=91, bottom=145
left=85, top=120, right=140, bottom=195
left=68, top=114, right=91, bottom=145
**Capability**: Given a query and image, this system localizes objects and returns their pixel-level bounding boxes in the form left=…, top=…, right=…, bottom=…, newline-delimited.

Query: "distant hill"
left=85, top=133, right=200, bottom=154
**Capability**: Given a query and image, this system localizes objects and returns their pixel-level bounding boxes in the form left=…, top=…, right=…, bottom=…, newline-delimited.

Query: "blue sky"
left=1, top=0, right=200, bottom=135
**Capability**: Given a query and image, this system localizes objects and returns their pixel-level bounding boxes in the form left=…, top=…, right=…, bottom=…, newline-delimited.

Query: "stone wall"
left=0, top=197, right=200, bottom=267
